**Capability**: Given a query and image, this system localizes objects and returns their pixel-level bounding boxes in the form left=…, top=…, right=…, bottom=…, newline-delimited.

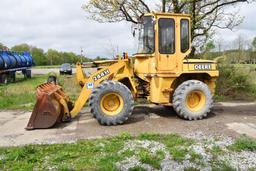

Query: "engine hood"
left=183, top=59, right=216, bottom=64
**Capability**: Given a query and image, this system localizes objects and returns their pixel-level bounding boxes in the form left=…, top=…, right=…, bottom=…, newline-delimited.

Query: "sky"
left=0, top=0, right=255, bottom=58
left=214, top=2, right=256, bottom=50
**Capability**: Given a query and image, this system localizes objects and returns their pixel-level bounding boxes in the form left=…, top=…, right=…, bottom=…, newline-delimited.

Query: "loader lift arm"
left=70, top=60, right=129, bottom=117
left=26, top=59, right=131, bottom=130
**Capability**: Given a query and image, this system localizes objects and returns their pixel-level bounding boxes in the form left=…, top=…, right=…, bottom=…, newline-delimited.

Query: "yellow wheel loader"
left=26, top=12, right=219, bottom=130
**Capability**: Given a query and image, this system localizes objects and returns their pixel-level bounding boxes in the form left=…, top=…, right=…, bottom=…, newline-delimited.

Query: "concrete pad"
left=226, top=122, right=256, bottom=138
left=0, top=102, right=256, bottom=147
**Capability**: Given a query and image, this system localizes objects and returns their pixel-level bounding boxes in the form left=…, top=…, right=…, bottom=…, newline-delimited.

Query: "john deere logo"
left=194, top=64, right=211, bottom=70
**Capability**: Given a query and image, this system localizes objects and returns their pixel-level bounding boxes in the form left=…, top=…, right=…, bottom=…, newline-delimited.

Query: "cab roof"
left=144, top=12, right=191, bottom=18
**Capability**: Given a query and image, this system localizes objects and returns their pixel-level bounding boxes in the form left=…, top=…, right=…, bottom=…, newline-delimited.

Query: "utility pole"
left=80, top=47, right=84, bottom=63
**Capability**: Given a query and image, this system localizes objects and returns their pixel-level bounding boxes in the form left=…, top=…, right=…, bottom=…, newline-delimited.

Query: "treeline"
left=200, top=36, right=256, bottom=64
left=200, top=50, right=256, bottom=64
left=0, top=43, right=106, bottom=66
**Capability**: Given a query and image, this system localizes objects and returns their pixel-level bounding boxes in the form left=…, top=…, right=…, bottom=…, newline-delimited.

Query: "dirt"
left=0, top=102, right=255, bottom=147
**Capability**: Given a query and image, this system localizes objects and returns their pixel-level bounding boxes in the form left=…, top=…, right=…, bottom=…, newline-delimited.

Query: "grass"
left=0, top=133, right=255, bottom=171
left=0, top=74, right=80, bottom=110
left=138, top=133, right=194, bottom=161
left=129, top=166, right=147, bottom=171
left=138, top=149, right=165, bottom=169
left=0, top=133, right=195, bottom=171
left=228, top=135, right=256, bottom=151
left=57, top=75, right=81, bottom=101
left=33, top=65, right=76, bottom=69
left=0, top=74, right=47, bottom=110
left=0, top=133, right=190, bottom=171
left=33, top=65, right=61, bottom=69
left=0, top=134, right=128, bottom=171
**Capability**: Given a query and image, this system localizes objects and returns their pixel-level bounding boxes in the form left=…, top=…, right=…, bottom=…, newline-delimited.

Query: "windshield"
left=137, top=16, right=155, bottom=54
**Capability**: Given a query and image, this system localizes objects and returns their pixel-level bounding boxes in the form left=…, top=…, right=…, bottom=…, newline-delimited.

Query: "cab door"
left=157, top=17, right=176, bottom=71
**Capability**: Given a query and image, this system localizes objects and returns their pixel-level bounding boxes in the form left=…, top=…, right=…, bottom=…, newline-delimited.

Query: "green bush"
left=216, top=64, right=256, bottom=100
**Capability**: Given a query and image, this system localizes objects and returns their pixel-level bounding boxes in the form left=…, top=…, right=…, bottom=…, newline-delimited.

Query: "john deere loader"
left=26, top=12, right=219, bottom=130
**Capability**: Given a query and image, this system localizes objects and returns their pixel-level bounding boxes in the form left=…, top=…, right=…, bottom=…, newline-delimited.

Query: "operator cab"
left=134, top=13, right=191, bottom=72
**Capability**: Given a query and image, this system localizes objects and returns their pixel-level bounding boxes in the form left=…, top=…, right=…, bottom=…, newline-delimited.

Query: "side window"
left=181, top=19, right=190, bottom=53
left=159, top=18, right=175, bottom=54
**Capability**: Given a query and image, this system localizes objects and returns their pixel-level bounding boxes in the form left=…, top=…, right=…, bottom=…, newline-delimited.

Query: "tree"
left=11, top=44, right=30, bottom=52
left=94, top=56, right=108, bottom=61
left=83, top=0, right=251, bottom=51
left=205, top=41, right=215, bottom=52
left=31, top=47, right=47, bottom=66
left=234, top=34, right=246, bottom=63
left=252, top=37, right=256, bottom=51
left=251, top=37, right=256, bottom=63
left=203, top=40, right=216, bottom=59
left=62, top=52, right=76, bottom=63
left=46, top=49, right=62, bottom=65
left=0, top=43, right=8, bottom=50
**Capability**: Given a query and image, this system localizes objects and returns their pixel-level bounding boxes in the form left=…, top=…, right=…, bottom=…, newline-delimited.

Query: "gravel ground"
left=116, top=132, right=256, bottom=171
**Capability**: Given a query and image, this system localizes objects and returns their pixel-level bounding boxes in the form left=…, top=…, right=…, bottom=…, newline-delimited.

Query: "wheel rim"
left=100, top=92, right=124, bottom=116
left=185, top=90, right=206, bottom=112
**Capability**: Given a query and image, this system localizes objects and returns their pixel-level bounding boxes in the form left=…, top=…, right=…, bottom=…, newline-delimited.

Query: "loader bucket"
left=26, top=83, right=72, bottom=130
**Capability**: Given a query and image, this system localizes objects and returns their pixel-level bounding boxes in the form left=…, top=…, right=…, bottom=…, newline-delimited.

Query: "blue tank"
left=12, top=52, right=26, bottom=67
left=0, top=51, right=16, bottom=69
left=0, top=52, right=4, bottom=69
left=6, top=51, right=17, bottom=68
left=9, top=51, right=22, bottom=68
left=18, top=52, right=27, bottom=67
left=0, top=50, right=33, bottom=70
left=23, top=52, right=33, bottom=67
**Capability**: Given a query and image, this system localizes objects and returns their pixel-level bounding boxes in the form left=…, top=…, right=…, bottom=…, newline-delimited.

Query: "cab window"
left=159, top=18, right=175, bottom=54
left=180, top=19, right=190, bottom=53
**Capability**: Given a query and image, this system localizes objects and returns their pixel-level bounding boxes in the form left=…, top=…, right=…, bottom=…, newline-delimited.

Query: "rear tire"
left=26, top=70, right=32, bottom=78
left=172, top=80, right=213, bottom=120
left=89, top=80, right=134, bottom=125
left=9, top=72, right=16, bottom=83
left=0, top=74, right=8, bottom=84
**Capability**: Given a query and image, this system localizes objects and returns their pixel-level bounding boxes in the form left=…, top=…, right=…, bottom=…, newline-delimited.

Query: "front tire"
left=172, top=80, right=213, bottom=120
left=89, top=80, right=134, bottom=125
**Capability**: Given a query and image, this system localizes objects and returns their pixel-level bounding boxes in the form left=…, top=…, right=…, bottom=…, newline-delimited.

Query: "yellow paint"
left=76, top=63, right=87, bottom=87
left=186, top=91, right=206, bottom=112
left=100, top=92, right=124, bottom=116
left=150, top=77, right=175, bottom=104
left=70, top=59, right=135, bottom=117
